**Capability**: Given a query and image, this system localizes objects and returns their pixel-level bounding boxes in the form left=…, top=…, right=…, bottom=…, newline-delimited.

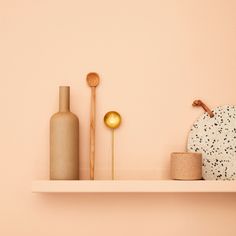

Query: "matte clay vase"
left=50, top=86, right=79, bottom=180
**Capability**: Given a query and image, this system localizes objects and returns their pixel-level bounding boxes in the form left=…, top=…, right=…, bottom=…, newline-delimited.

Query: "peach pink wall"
left=1, top=0, right=236, bottom=235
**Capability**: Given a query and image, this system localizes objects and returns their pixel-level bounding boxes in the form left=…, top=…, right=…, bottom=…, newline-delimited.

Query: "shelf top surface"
left=32, top=180, right=236, bottom=193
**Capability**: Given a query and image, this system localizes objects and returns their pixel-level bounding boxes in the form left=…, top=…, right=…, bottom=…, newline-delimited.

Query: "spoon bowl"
left=87, top=72, right=100, bottom=87
left=104, top=111, right=122, bottom=129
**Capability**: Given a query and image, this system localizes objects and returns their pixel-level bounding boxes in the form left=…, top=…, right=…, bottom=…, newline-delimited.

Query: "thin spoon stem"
left=112, top=129, right=115, bottom=180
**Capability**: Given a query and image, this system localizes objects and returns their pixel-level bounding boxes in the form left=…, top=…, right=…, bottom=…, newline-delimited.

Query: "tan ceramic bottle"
left=50, top=86, right=79, bottom=180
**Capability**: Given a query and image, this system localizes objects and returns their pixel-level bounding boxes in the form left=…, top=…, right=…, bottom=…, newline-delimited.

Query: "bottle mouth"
left=59, top=86, right=70, bottom=89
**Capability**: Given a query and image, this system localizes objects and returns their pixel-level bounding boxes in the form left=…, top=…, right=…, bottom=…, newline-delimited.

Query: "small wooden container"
left=171, top=152, right=202, bottom=180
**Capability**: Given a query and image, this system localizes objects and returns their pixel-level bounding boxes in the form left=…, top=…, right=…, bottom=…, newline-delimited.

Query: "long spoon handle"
left=112, top=129, right=115, bottom=180
left=90, top=87, right=96, bottom=180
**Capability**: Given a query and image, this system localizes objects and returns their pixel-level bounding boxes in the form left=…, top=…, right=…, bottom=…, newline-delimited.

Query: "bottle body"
left=50, top=86, right=79, bottom=180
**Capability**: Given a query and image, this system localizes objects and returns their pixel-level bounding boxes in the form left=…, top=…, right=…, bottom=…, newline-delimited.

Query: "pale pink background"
left=1, top=0, right=236, bottom=235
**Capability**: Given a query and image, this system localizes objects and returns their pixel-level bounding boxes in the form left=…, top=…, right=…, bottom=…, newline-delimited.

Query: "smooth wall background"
left=1, top=0, right=236, bottom=235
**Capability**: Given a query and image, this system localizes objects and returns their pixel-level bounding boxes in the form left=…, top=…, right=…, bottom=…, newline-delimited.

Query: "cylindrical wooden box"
left=171, top=152, right=202, bottom=180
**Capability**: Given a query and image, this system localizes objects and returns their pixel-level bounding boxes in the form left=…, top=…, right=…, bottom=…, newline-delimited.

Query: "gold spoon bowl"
left=104, top=111, right=122, bottom=129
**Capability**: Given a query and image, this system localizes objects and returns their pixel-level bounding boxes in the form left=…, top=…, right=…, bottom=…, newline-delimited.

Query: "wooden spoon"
left=87, top=72, right=100, bottom=180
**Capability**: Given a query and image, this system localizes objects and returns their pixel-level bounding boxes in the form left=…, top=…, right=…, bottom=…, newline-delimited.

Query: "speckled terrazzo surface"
left=187, top=105, right=236, bottom=180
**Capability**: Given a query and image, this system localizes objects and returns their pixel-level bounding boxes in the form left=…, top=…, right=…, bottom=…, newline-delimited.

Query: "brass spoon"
left=87, top=72, right=100, bottom=180
left=104, top=111, right=122, bottom=180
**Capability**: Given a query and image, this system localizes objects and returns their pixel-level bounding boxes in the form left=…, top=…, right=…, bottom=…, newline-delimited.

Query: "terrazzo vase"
left=50, top=86, right=79, bottom=180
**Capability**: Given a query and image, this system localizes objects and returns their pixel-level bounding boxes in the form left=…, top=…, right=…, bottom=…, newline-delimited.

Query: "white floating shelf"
left=32, top=180, right=236, bottom=193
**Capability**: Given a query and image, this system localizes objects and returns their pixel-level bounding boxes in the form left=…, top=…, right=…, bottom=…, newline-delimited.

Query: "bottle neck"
left=59, top=86, right=70, bottom=112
